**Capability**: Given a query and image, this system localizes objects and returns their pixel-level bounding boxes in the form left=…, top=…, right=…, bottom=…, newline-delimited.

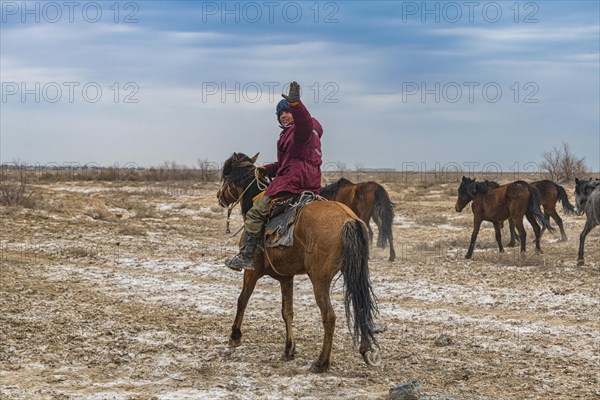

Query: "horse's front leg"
left=493, top=222, right=504, bottom=253
left=507, top=220, right=518, bottom=247
left=577, top=219, right=595, bottom=266
left=310, top=277, right=335, bottom=373
left=388, top=235, right=396, bottom=262
left=279, top=276, right=295, bottom=360
left=466, top=218, right=483, bottom=259
left=230, top=270, right=260, bottom=347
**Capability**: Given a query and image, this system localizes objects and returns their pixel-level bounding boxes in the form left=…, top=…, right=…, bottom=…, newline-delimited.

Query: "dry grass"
left=415, top=214, right=449, bottom=226
left=108, top=197, right=158, bottom=219
left=117, top=225, right=147, bottom=236
left=1, top=179, right=598, bottom=400
left=65, top=246, right=99, bottom=259
left=84, top=208, right=113, bottom=221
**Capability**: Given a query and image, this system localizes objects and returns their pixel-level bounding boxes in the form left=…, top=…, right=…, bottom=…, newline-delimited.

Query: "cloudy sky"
left=1, top=1, right=599, bottom=173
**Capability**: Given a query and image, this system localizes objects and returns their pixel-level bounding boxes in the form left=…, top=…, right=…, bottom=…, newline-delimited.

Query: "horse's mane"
left=222, top=152, right=268, bottom=215
left=321, top=178, right=354, bottom=200
left=222, top=153, right=256, bottom=188
left=460, top=177, right=493, bottom=197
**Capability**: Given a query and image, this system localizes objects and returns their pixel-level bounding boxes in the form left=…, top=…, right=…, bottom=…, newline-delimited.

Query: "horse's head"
left=321, top=178, right=354, bottom=200
left=574, top=178, right=600, bottom=215
left=337, top=178, right=354, bottom=187
left=455, top=176, right=476, bottom=212
left=217, top=152, right=259, bottom=207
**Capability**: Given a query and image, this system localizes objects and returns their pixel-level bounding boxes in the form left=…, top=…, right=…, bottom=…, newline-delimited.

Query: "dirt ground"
left=1, top=177, right=598, bottom=400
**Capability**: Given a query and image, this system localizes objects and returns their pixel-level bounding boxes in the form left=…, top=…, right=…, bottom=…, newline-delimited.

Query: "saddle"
left=264, top=192, right=322, bottom=248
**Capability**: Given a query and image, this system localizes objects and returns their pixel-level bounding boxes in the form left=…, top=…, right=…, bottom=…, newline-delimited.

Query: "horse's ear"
left=462, top=176, right=467, bottom=182
left=575, top=178, right=579, bottom=184
left=250, top=152, right=259, bottom=164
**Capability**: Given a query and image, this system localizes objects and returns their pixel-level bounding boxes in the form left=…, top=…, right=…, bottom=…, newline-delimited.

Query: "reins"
left=224, top=168, right=266, bottom=235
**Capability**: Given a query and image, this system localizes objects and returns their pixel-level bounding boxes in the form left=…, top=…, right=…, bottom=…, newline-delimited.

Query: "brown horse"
left=216, top=152, right=379, bottom=373
left=507, top=180, right=575, bottom=245
left=321, top=178, right=396, bottom=261
left=455, top=177, right=553, bottom=259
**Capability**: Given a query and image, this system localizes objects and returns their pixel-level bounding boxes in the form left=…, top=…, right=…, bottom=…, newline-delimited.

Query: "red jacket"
left=263, top=101, right=323, bottom=196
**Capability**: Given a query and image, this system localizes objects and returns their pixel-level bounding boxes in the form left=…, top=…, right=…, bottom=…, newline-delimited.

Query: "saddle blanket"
left=264, top=192, right=322, bottom=248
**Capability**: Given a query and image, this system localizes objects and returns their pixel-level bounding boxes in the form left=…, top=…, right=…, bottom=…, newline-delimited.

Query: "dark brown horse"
left=455, top=177, right=553, bottom=259
left=321, top=178, right=396, bottom=261
left=216, top=152, right=379, bottom=373
left=507, top=180, right=575, bottom=245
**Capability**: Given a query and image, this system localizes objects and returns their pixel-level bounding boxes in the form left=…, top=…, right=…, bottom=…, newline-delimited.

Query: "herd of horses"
left=216, top=152, right=599, bottom=373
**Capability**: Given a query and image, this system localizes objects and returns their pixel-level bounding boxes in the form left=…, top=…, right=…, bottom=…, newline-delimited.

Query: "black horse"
left=574, top=178, right=600, bottom=266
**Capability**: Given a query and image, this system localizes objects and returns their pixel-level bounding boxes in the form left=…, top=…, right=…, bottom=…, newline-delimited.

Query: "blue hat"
left=276, top=99, right=290, bottom=120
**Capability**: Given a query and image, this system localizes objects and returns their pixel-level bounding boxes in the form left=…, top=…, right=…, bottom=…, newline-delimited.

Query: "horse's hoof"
left=577, top=259, right=585, bottom=267
left=363, top=350, right=381, bottom=366
left=465, top=254, right=472, bottom=259
left=228, top=338, right=242, bottom=348
left=281, top=341, right=295, bottom=360
left=310, top=360, right=330, bottom=373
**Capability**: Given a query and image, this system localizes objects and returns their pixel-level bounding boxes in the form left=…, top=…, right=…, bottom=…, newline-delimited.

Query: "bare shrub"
left=197, top=159, right=219, bottom=182
left=34, top=160, right=221, bottom=183
left=539, top=142, right=588, bottom=182
left=0, top=165, right=38, bottom=208
left=96, top=167, right=122, bottom=181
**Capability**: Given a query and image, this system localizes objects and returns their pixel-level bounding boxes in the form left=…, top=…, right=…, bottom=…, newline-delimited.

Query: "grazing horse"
left=455, top=177, right=553, bottom=259
left=574, top=178, right=600, bottom=266
left=216, top=152, right=379, bottom=373
left=321, top=178, right=396, bottom=261
left=508, top=180, right=575, bottom=245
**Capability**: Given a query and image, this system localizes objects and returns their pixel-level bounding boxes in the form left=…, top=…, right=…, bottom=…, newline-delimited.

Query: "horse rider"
left=225, top=81, right=324, bottom=270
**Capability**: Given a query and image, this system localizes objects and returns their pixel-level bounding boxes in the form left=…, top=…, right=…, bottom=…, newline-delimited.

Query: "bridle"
left=219, top=168, right=269, bottom=235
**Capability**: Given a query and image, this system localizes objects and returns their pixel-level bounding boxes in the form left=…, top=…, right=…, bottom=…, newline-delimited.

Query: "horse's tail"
left=554, top=182, right=576, bottom=213
left=374, top=185, right=395, bottom=249
left=530, top=186, right=555, bottom=232
left=341, top=219, right=379, bottom=362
